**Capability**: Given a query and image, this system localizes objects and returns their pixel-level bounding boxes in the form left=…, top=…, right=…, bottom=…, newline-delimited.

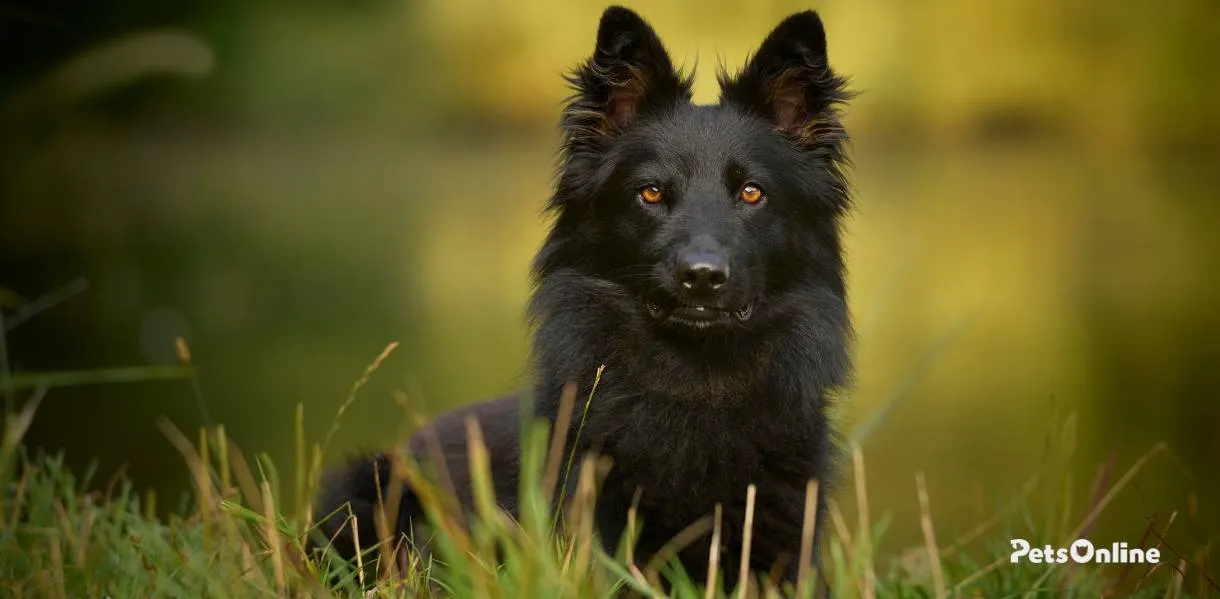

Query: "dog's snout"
left=676, top=251, right=729, bottom=293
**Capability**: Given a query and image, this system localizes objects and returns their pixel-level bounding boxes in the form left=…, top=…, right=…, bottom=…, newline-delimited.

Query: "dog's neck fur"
left=527, top=266, right=851, bottom=417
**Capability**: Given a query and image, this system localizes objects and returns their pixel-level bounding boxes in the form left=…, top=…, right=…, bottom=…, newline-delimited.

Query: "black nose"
left=676, top=252, right=729, bottom=293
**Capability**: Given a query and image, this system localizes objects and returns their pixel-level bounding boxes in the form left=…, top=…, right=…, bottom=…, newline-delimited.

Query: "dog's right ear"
left=718, top=11, right=849, bottom=147
left=562, top=6, right=691, bottom=145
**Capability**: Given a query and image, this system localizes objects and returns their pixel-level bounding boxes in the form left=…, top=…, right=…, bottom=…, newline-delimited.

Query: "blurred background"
left=2, top=0, right=1217, bottom=554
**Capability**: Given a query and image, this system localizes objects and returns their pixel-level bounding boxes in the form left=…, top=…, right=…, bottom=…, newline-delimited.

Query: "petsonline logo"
left=1010, top=539, right=1161, bottom=565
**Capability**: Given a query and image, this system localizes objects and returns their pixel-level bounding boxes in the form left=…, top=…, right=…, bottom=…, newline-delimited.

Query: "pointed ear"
left=719, top=11, right=849, bottom=145
left=562, top=6, right=691, bottom=144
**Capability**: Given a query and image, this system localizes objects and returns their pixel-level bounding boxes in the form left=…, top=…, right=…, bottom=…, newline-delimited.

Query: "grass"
left=0, top=294, right=1214, bottom=597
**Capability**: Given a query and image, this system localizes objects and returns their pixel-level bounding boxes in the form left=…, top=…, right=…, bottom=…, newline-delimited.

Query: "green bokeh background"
left=2, top=0, right=1217, bottom=553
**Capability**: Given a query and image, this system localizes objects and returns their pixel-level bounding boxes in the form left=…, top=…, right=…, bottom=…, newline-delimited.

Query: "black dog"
left=314, top=5, right=853, bottom=590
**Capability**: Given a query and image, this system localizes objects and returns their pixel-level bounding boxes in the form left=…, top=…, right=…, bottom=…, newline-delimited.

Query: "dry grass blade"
left=707, top=503, right=723, bottom=599
left=1, top=385, right=46, bottom=517
left=940, top=474, right=1040, bottom=558
left=574, top=456, right=608, bottom=580
left=1, top=277, right=89, bottom=334
left=6, top=468, right=30, bottom=531
left=376, top=452, right=407, bottom=580
left=1065, top=442, right=1166, bottom=544
left=1141, top=508, right=1220, bottom=593
left=737, top=483, right=758, bottom=599
left=952, top=553, right=1008, bottom=594
left=644, top=515, right=714, bottom=574
left=797, top=479, right=820, bottom=598
left=309, top=341, right=399, bottom=502
left=461, top=417, right=498, bottom=599
left=50, top=502, right=80, bottom=569
left=916, top=471, right=946, bottom=599
left=827, top=499, right=853, bottom=559
left=541, top=382, right=578, bottom=502
left=853, top=446, right=876, bottom=599
left=391, top=454, right=474, bottom=556
left=215, top=426, right=231, bottom=497
left=351, top=506, right=366, bottom=588
left=561, top=455, right=600, bottom=579
left=157, top=417, right=216, bottom=541
left=1164, top=558, right=1186, bottom=599
left=370, top=456, right=389, bottom=578
left=294, top=403, right=307, bottom=526
left=262, top=480, right=286, bottom=593
left=627, top=563, right=665, bottom=599
left=465, top=416, right=500, bottom=524
left=559, top=365, right=606, bottom=517
left=415, top=421, right=465, bottom=526
left=627, top=486, right=643, bottom=565
left=1118, top=511, right=1174, bottom=594
left=3, top=385, right=46, bottom=447
left=226, top=438, right=265, bottom=517
left=49, top=536, right=67, bottom=599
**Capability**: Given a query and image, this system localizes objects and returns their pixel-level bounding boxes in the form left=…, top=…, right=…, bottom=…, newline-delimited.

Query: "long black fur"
left=313, top=6, right=853, bottom=591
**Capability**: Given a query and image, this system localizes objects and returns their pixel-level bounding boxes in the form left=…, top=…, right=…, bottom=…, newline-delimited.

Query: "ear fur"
left=561, top=6, right=692, bottom=147
left=718, top=10, right=850, bottom=147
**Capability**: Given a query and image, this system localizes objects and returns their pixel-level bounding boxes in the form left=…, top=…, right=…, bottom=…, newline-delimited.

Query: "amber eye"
left=740, top=183, right=764, bottom=204
left=639, top=185, right=663, bottom=204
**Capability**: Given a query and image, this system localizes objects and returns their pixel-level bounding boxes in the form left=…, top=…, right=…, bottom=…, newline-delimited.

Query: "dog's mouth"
left=645, top=298, right=754, bottom=327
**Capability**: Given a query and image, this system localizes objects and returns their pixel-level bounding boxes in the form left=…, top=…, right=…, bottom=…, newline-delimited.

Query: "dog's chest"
left=584, top=393, right=813, bottom=511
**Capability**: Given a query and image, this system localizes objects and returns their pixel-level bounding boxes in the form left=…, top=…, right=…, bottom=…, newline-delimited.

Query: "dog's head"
left=536, top=6, right=851, bottom=337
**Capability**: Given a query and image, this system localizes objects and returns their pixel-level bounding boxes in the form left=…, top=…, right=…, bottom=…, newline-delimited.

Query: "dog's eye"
left=739, top=183, right=764, bottom=204
left=639, top=185, right=663, bottom=204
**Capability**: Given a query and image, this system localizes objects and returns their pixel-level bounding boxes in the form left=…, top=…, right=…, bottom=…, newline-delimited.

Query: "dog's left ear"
left=720, top=11, right=849, bottom=145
